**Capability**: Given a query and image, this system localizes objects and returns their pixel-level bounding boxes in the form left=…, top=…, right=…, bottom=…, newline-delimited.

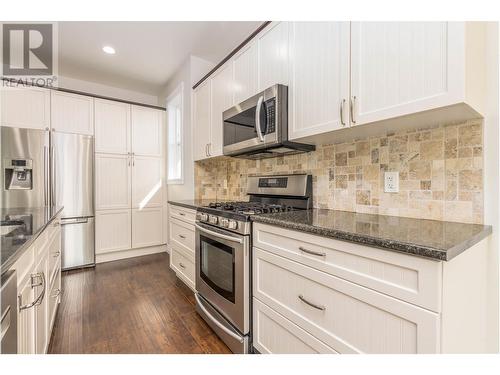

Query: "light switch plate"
left=384, top=171, right=399, bottom=193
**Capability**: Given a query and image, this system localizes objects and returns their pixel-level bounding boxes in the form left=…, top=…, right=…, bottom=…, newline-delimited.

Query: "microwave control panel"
left=265, top=99, right=276, bottom=134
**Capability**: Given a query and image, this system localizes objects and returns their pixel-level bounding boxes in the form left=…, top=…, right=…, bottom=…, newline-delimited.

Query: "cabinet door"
left=132, top=208, right=163, bottom=248
left=95, top=154, right=131, bottom=210
left=1, top=86, right=50, bottom=130
left=95, top=209, right=131, bottom=253
left=51, top=91, right=94, bottom=135
left=258, top=22, right=289, bottom=90
left=192, top=80, right=211, bottom=161
left=94, top=99, right=130, bottom=154
left=131, top=105, right=163, bottom=157
left=210, top=63, right=233, bottom=157
left=131, top=156, right=162, bottom=208
left=233, top=42, right=258, bottom=103
left=34, top=256, right=48, bottom=354
left=288, top=22, right=351, bottom=140
left=350, top=22, right=464, bottom=126
left=17, top=276, right=36, bottom=354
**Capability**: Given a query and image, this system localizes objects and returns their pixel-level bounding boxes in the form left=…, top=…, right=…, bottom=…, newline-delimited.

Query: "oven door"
left=223, top=84, right=285, bottom=156
left=195, top=222, right=250, bottom=334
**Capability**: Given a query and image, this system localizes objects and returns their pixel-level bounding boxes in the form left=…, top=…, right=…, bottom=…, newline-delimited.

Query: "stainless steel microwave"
left=222, top=84, right=314, bottom=159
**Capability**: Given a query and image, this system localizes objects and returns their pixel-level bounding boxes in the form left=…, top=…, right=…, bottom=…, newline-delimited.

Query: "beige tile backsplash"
left=195, top=119, right=484, bottom=224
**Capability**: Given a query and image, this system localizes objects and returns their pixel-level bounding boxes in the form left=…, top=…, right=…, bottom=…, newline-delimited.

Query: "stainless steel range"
left=194, top=174, right=312, bottom=353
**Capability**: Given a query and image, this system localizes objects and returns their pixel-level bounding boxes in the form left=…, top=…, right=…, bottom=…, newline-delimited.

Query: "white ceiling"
left=58, top=21, right=263, bottom=96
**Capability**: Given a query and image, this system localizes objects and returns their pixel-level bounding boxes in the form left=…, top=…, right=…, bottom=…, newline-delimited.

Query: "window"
left=166, top=83, right=184, bottom=184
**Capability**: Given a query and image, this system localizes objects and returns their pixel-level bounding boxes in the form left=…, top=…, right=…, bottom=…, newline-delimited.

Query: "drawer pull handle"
left=178, top=234, right=186, bottom=239
left=52, top=289, right=61, bottom=298
left=179, top=262, right=186, bottom=269
left=52, top=251, right=61, bottom=258
left=298, top=295, right=326, bottom=311
left=178, top=212, right=186, bottom=216
left=299, top=246, right=326, bottom=257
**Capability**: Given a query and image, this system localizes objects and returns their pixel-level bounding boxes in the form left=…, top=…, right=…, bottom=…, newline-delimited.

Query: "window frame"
left=166, top=82, right=184, bottom=185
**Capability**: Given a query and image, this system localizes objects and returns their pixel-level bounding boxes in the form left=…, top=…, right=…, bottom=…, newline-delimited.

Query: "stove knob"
left=208, top=215, right=218, bottom=225
left=227, top=220, right=238, bottom=230
left=197, top=212, right=208, bottom=222
left=220, top=218, right=229, bottom=228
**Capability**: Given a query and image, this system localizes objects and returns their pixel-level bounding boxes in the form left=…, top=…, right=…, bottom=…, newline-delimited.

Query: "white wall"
left=483, top=21, right=499, bottom=353
left=58, top=75, right=159, bottom=106
left=159, top=55, right=215, bottom=201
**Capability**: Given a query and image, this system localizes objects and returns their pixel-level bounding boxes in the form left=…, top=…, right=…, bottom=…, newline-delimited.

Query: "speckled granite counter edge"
left=168, top=200, right=200, bottom=210
left=250, top=215, right=492, bottom=261
left=1, top=207, right=64, bottom=275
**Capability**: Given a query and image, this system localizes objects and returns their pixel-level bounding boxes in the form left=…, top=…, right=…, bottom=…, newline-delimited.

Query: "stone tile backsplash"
left=194, top=119, right=484, bottom=224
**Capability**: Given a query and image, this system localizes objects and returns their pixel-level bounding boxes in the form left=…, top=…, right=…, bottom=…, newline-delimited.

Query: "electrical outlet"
left=384, top=171, right=399, bottom=193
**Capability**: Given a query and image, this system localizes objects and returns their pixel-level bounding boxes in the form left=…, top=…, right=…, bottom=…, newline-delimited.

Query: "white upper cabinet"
left=193, top=80, right=211, bottom=161
left=258, top=22, right=290, bottom=91
left=1, top=86, right=50, bottom=130
left=95, top=153, right=131, bottom=210
left=233, top=42, right=258, bottom=103
left=50, top=91, right=94, bottom=135
left=131, top=155, right=163, bottom=208
left=94, top=99, right=130, bottom=154
left=288, top=22, right=351, bottom=140
left=210, top=63, right=234, bottom=157
left=131, top=105, right=163, bottom=157
left=350, top=22, right=465, bottom=126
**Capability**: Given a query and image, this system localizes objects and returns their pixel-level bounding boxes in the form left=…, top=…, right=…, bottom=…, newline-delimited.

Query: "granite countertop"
left=168, top=199, right=234, bottom=210
left=251, top=209, right=492, bottom=261
left=1, top=206, right=63, bottom=274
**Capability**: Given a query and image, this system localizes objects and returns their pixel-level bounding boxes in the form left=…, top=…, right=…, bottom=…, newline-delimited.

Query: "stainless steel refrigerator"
left=1, top=127, right=95, bottom=270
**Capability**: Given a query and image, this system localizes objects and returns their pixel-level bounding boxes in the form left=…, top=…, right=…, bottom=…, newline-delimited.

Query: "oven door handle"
left=195, top=294, right=244, bottom=343
left=195, top=223, right=243, bottom=244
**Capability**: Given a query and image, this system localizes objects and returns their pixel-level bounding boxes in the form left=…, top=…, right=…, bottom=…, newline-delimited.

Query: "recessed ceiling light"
left=102, top=46, right=116, bottom=55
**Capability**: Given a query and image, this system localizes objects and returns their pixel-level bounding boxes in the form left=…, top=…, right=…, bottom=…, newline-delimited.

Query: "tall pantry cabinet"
left=94, top=99, right=165, bottom=261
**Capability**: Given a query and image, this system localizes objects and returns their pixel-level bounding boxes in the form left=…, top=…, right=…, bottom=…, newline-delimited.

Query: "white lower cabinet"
left=13, top=216, right=61, bottom=354
left=170, top=246, right=195, bottom=291
left=253, top=248, right=439, bottom=354
left=95, top=209, right=132, bottom=254
left=253, top=299, right=338, bottom=354
left=168, top=205, right=196, bottom=291
left=132, top=208, right=163, bottom=248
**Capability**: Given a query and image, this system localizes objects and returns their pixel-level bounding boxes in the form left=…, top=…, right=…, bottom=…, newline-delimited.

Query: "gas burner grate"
left=206, top=201, right=293, bottom=215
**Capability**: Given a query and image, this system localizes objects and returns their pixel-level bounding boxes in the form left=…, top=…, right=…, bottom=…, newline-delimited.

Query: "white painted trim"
left=166, top=82, right=185, bottom=185
left=95, top=244, right=167, bottom=264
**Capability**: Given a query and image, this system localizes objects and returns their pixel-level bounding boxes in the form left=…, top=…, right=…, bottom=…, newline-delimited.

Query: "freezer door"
left=0, top=127, right=49, bottom=209
left=61, top=216, right=95, bottom=270
left=51, top=131, right=94, bottom=218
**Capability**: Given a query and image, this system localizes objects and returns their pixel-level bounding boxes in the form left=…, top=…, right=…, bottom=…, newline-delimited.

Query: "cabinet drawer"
left=169, top=218, right=195, bottom=256
left=253, top=298, right=337, bottom=354
left=253, top=223, right=442, bottom=312
left=170, top=248, right=195, bottom=290
left=47, top=228, right=62, bottom=285
left=48, top=268, right=61, bottom=333
left=253, top=248, right=440, bottom=354
left=169, top=204, right=196, bottom=224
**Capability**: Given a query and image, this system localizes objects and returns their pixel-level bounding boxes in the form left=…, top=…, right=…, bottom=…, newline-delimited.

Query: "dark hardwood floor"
left=48, top=252, right=231, bottom=354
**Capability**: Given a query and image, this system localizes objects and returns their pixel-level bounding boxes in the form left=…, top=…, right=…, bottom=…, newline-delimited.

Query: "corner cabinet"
left=193, top=80, right=212, bottom=161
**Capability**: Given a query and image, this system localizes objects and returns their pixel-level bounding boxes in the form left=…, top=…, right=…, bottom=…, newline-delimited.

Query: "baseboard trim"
left=96, top=245, right=167, bottom=264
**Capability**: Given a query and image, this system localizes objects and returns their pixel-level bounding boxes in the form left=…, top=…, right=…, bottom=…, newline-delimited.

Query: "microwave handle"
left=255, top=95, right=265, bottom=142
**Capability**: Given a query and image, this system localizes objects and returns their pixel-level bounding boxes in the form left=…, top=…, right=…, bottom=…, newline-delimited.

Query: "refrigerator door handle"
left=60, top=217, right=89, bottom=225
left=43, top=146, right=48, bottom=206
left=50, top=145, right=56, bottom=207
